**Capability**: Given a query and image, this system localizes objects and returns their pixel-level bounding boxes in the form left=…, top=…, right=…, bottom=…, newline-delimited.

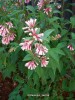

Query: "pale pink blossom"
left=41, top=56, right=49, bottom=67
left=8, top=33, right=15, bottom=41
left=20, top=40, right=33, bottom=51
left=44, top=7, right=52, bottom=15
left=67, top=45, right=74, bottom=51
left=0, top=23, right=15, bottom=45
left=25, top=61, right=38, bottom=70
left=25, top=18, right=37, bottom=28
left=37, top=0, right=44, bottom=10
left=6, top=22, right=13, bottom=29
left=2, top=36, right=10, bottom=45
left=0, top=25, right=9, bottom=37
left=35, top=43, right=48, bottom=55
left=29, top=28, right=44, bottom=42
left=22, top=27, right=32, bottom=33
left=2, top=6, right=6, bottom=11
left=2, top=33, right=15, bottom=45
left=57, top=5, right=61, bottom=9
left=25, top=0, right=30, bottom=3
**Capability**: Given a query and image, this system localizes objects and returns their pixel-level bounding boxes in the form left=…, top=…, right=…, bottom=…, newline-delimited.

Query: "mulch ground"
left=0, top=72, right=17, bottom=100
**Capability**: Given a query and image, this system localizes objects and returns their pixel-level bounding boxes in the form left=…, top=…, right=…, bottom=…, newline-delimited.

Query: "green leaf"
left=64, top=9, right=73, bottom=14
left=0, top=47, right=4, bottom=52
left=49, top=48, right=59, bottom=63
left=7, top=10, right=23, bottom=17
left=0, top=60, right=4, bottom=70
left=47, top=68, right=55, bottom=81
left=9, top=85, right=22, bottom=100
left=70, top=3, right=75, bottom=6
left=14, top=75, right=24, bottom=84
left=17, top=23, right=23, bottom=39
left=18, top=62, right=25, bottom=74
left=71, top=32, right=75, bottom=39
left=57, top=42, right=67, bottom=48
left=49, top=17, right=60, bottom=23
left=69, top=80, right=75, bottom=91
left=22, top=84, right=38, bottom=98
left=26, top=5, right=35, bottom=13
left=16, top=95, right=22, bottom=100
left=23, top=54, right=32, bottom=61
left=61, top=29, right=68, bottom=36
left=62, top=80, right=69, bottom=91
left=28, top=70, right=34, bottom=79
left=9, top=49, right=19, bottom=64
left=71, top=69, right=75, bottom=77
left=33, top=73, right=39, bottom=85
left=2, top=64, right=16, bottom=78
left=53, top=10, right=61, bottom=14
left=43, top=29, right=54, bottom=39
left=70, top=16, right=75, bottom=28
left=35, top=67, right=44, bottom=78
left=65, top=49, right=75, bottom=66
left=35, top=67, right=47, bottom=84
left=53, top=48, right=65, bottom=55
left=48, top=58, right=58, bottom=74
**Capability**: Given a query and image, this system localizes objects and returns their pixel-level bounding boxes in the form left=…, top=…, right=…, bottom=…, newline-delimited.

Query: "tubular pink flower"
left=25, top=18, right=37, bottom=28
left=2, top=36, right=10, bottom=45
left=35, top=43, right=48, bottom=55
left=20, top=40, right=33, bottom=51
left=2, top=33, right=15, bottom=45
left=8, top=33, right=15, bottom=41
left=0, top=25, right=9, bottom=37
left=44, top=7, right=52, bottom=15
left=29, top=28, right=44, bottom=42
left=25, top=61, right=38, bottom=70
left=41, top=56, right=49, bottom=67
left=67, top=45, right=74, bottom=51
left=37, top=0, right=44, bottom=10
left=57, top=5, right=61, bottom=9
left=6, top=22, right=13, bottom=29
left=0, top=23, right=15, bottom=45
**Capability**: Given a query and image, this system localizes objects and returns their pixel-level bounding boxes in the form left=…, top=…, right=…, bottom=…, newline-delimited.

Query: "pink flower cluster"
left=20, top=18, right=49, bottom=70
left=0, top=22, right=15, bottom=45
left=37, top=0, right=52, bottom=15
left=37, top=0, right=44, bottom=10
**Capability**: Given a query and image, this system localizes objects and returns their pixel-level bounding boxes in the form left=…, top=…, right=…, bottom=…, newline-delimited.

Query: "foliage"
left=0, top=0, right=75, bottom=99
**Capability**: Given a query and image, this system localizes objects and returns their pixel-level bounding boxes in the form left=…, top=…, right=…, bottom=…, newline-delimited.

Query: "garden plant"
left=0, top=0, right=75, bottom=100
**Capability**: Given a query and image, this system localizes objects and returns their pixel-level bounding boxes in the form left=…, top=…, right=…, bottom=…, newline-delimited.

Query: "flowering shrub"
left=20, top=18, right=49, bottom=70
left=0, top=0, right=75, bottom=99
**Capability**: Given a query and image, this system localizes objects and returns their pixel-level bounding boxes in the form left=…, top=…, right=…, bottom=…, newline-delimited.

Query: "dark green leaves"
left=43, top=29, right=54, bottom=40
left=23, top=54, right=32, bottom=61
left=26, top=5, right=35, bottom=13
left=70, top=16, right=75, bottom=28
